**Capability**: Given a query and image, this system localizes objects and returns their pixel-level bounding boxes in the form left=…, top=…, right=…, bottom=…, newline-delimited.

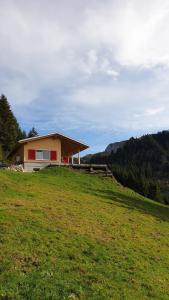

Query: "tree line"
left=0, top=94, right=38, bottom=159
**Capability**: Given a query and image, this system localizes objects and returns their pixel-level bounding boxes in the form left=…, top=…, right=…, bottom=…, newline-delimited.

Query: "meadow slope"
left=0, top=167, right=169, bottom=300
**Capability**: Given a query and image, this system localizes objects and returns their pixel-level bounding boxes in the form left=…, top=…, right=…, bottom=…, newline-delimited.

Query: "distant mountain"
left=105, top=140, right=127, bottom=153
left=82, top=140, right=127, bottom=164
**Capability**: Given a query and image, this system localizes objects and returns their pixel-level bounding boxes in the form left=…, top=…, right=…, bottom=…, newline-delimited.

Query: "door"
left=63, top=156, right=69, bottom=164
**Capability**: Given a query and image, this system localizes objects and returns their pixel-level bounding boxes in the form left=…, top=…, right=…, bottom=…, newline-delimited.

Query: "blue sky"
left=1, top=0, right=169, bottom=154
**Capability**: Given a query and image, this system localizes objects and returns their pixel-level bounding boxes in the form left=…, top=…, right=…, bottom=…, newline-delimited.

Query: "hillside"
left=89, top=131, right=169, bottom=204
left=0, top=167, right=169, bottom=300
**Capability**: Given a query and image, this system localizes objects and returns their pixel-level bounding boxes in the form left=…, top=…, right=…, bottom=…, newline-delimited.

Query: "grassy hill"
left=0, top=167, right=169, bottom=300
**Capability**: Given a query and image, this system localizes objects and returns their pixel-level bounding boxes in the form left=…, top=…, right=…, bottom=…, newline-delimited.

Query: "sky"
left=1, top=0, right=169, bottom=154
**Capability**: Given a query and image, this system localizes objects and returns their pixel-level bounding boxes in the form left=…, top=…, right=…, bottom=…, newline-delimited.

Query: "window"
left=43, top=150, right=50, bottom=160
left=36, top=150, right=43, bottom=160
left=35, top=150, right=50, bottom=160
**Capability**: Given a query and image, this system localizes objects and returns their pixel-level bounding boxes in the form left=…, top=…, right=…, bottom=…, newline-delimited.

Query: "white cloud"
left=144, top=107, right=164, bottom=116
left=82, top=0, right=169, bottom=67
left=0, top=0, right=169, bottom=150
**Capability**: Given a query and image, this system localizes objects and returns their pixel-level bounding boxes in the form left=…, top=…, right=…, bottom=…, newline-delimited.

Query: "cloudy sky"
left=1, top=0, right=169, bottom=153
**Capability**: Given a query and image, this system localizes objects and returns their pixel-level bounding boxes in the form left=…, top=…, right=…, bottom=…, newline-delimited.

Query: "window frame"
left=35, top=149, right=50, bottom=161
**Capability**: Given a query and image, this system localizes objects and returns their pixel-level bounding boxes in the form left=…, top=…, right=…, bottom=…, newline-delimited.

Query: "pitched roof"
left=19, top=132, right=89, bottom=150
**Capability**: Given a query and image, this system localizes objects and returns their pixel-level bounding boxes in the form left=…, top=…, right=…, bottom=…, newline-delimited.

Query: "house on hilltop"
left=9, top=132, right=89, bottom=171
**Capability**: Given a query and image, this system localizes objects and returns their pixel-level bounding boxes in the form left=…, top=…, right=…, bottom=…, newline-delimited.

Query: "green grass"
left=0, top=167, right=169, bottom=300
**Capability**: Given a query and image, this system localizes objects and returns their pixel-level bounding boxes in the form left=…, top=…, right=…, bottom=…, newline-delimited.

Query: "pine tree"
left=18, top=128, right=27, bottom=140
left=0, top=94, right=21, bottom=156
left=27, top=127, right=38, bottom=138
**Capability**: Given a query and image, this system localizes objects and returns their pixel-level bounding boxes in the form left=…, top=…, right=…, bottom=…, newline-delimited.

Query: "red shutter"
left=28, top=149, right=35, bottom=160
left=50, top=151, right=57, bottom=161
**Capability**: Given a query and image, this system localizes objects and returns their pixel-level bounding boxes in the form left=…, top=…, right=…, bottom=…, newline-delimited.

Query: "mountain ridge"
left=105, top=140, right=127, bottom=153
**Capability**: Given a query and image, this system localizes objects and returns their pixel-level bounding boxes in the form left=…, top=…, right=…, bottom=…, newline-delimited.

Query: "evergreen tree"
left=27, top=127, right=38, bottom=138
left=0, top=94, right=21, bottom=156
left=18, top=129, right=27, bottom=140
left=0, top=144, right=3, bottom=161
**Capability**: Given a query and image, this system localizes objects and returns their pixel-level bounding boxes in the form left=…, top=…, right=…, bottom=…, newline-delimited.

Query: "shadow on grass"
left=90, top=188, right=169, bottom=222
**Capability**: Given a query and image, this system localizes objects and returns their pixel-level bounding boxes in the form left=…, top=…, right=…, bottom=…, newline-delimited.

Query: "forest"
left=89, top=131, right=169, bottom=204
